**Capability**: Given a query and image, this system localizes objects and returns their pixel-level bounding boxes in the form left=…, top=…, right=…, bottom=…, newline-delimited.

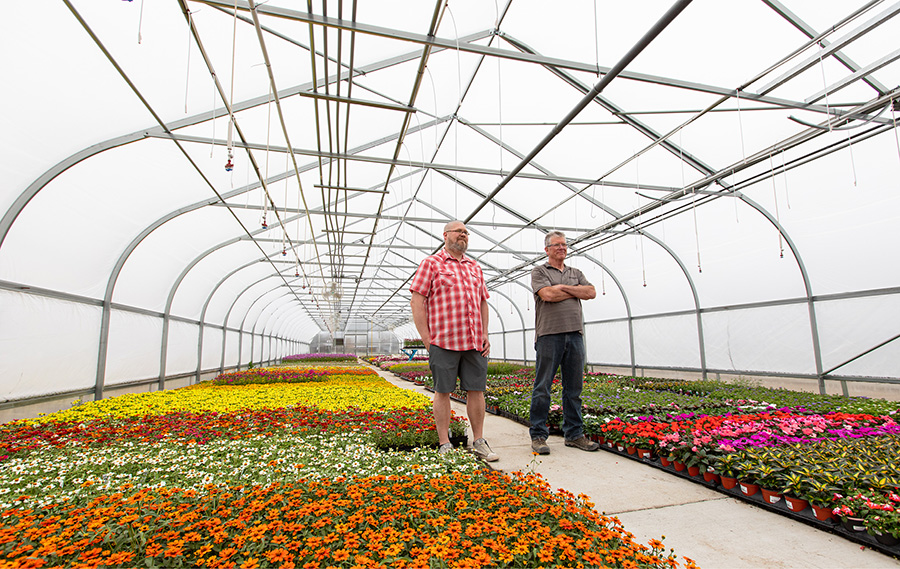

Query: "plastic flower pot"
left=687, top=465, right=701, bottom=477
left=784, top=495, right=809, bottom=513
left=673, top=461, right=686, bottom=472
left=703, top=471, right=720, bottom=484
left=720, top=475, right=738, bottom=490
left=626, top=446, right=637, bottom=455
left=761, top=488, right=782, bottom=504
left=659, top=456, right=672, bottom=467
left=872, top=530, right=900, bottom=547
left=811, top=503, right=836, bottom=522
left=739, top=480, right=760, bottom=497
left=840, top=517, right=866, bottom=533
left=637, top=448, right=652, bottom=460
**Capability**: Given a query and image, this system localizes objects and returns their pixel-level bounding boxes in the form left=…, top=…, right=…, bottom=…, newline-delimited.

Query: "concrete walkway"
left=374, top=368, right=900, bottom=569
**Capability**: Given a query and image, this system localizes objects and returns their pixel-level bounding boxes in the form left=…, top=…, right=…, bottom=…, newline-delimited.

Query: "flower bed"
left=0, top=365, right=693, bottom=568
left=281, top=353, right=358, bottom=363
left=209, top=367, right=328, bottom=386
left=0, top=471, right=691, bottom=569
left=375, top=359, right=900, bottom=548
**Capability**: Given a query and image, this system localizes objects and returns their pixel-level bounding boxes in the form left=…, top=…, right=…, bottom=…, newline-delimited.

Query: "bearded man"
left=410, top=220, right=498, bottom=462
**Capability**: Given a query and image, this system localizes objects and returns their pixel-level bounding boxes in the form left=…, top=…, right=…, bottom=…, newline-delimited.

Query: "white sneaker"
left=438, top=442, right=453, bottom=454
left=472, top=438, right=499, bottom=462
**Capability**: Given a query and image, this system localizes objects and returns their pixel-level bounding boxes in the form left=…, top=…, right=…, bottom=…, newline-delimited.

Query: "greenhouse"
left=2, top=0, right=900, bottom=567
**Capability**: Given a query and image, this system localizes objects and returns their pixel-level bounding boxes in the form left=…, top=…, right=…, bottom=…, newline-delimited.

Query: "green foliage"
left=387, top=362, right=432, bottom=373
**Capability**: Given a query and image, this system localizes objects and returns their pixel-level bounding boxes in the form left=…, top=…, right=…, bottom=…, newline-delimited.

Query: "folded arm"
left=537, top=284, right=597, bottom=302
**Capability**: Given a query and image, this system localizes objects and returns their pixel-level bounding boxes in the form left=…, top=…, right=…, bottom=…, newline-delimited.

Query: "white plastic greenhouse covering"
left=2, top=0, right=900, bottom=420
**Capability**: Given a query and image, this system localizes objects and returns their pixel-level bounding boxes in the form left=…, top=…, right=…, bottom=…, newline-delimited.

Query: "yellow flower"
left=29, top=367, right=430, bottom=423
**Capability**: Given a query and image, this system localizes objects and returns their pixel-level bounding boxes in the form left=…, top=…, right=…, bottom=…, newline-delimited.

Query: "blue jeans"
left=529, top=332, right=586, bottom=441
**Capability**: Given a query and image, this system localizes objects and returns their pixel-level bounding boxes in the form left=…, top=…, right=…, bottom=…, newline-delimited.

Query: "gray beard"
left=447, top=241, right=467, bottom=255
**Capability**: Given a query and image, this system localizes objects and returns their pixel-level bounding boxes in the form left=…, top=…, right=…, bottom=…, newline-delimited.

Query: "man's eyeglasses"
left=547, top=243, right=567, bottom=249
left=446, top=229, right=469, bottom=236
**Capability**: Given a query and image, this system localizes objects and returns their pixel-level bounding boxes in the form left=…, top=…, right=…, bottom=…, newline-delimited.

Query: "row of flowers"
left=0, top=404, right=470, bottom=462
left=399, top=367, right=899, bottom=428
left=379, top=359, right=900, bottom=544
left=209, top=368, right=329, bottom=386
left=0, top=363, right=695, bottom=568
left=281, top=353, right=358, bottom=363
left=1, top=470, right=688, bottom=569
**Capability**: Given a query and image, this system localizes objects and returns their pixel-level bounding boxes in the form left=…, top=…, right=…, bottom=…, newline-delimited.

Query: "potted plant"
left=778, top=471, right=810, bottom=513
left=833, top=490, right=879, bottom=533
left=801, top=481, right=839, bottom=521
left=864, top=497, right=900, bottom=546
left=733, top=457, right=759, bottom=494
left=601, top=419, right=627, bottom=451
left=670, top=443, right=710, bottom=477
left=713, top=454, right=740, bottom=490
left=755, top=463, right=786, bottom=505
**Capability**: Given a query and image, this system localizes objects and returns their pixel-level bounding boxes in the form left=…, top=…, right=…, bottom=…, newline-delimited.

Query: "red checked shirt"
left=409, top=248, right=490, bottom=352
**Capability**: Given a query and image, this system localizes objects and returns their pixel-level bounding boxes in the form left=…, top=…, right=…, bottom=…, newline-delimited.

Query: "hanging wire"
left=292, top=154, right=299, bottom=243
left=892, top=100, right=900, bottom=182
left=521, top=231, right=530, bottom=310
left=769, top=152, right=784, bottom=258
left=261, top=168, right=268, bottom=230
left=224, top=0, right=239, bottom=174
left=496, top=42, right=504, bottom=175
left=282, top=141, right=289, bottom=256
left=245, top=157, right=251, bottom=208
left=412, top=113, right=427, bottom=227
left=846, top=128, right=858, bottom=187
left=490, top=9, right=507, bottom=251
left=593, top=0, right=600, bottom=77
left=817, top=42, right=833, bottom=132
left=281, top=184, right=287, bottom=257
left=599, top=244, right=606, bottom=296
left=262, top=85, right=273, bottom=228
left=736, top=90, right=747, bottom=163
left=691, top=191, right=702, bottom=273
left=683, top=131, right=701, bottom=273
left=636, top=153, right=646, bottom=287
left=209, top=78, right=217, bottom=158
left=732, top=169, right=740, bottom=223
left=891, top=99, right=900, bottom=165
left=184, top=10, right=193, bottom=114
left=423, top=69, right=438, bottom=204
left=634, top=152, right=640, bottom=252
left=781, top=150, right=791, bottom=209
left=445, top=4, right=462, bottom=218
left=137, top=0, right=145, bottom=44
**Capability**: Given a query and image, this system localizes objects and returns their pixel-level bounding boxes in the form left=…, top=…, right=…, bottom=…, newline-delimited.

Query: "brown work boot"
left=565, top=435, right=600, bottom=452
left=531, top=438, right=550, bottom=455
